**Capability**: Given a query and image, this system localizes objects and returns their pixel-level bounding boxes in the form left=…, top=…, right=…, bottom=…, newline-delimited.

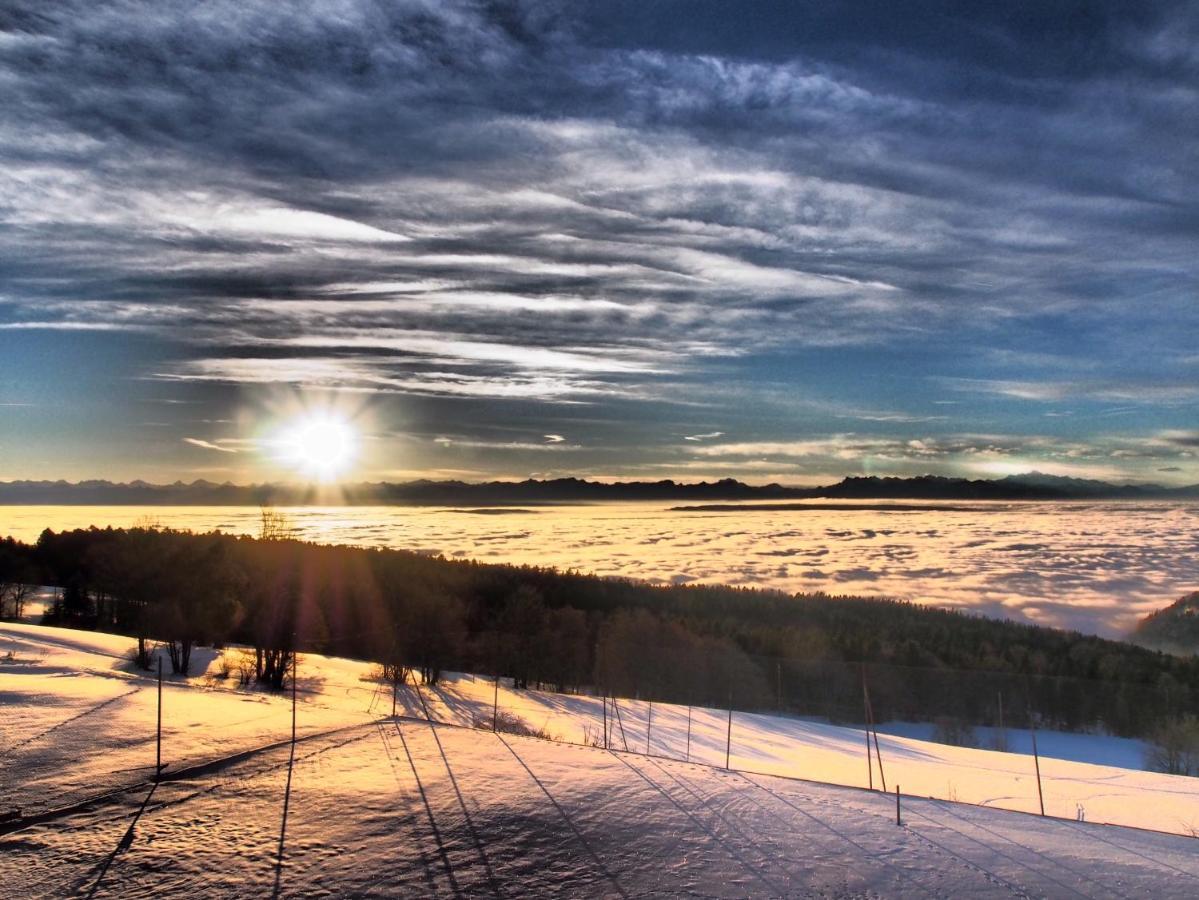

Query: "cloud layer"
left=0, top=1, right=1196, bottom=482
left=5, top=501, right=1194, bottom=637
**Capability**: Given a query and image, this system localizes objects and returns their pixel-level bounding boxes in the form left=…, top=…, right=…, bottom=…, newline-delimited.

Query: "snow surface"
left=2, top=622, right=1198, bottom=898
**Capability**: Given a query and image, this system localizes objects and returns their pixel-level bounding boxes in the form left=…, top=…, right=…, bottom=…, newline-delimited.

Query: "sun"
left=276, top=415, right=359, bottom=481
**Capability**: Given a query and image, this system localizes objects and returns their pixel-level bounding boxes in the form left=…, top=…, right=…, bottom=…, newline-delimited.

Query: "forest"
left=2, top=522, right=1197, bottom=738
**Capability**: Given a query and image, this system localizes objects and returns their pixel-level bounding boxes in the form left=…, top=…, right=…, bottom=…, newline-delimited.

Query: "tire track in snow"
left=403, top=718, right=504, bottom=898
left=38, top=729, right=380, bottom=898
left=0, top=686, right=142, bottom=761
left=713, top=764, right=970, bottom=899
left=144, top=729, right=379, bottom=820
left=373, top=722, right=442, bottom=896
left=495, top=733, right=629, bottom=899
left=0, top=720, right=380, bottom=837
left=655, top=761, right=914, bottom=897
left=1055, top=818, right=1199, bottom=883
left=899, top=801, right=1088, bottom=900
left=767, top=783, right=1036, bottom=899
left=634, top=755, right=824, bottom=892
left=607, top=751, right=789, bottom=897
left=389, top=720, right=463, bottom=897
left=737, top=774, right=961, bottom=900
left=919, top=800, right=1140, bottom=900
left=504, top=743, right=716, bottom=898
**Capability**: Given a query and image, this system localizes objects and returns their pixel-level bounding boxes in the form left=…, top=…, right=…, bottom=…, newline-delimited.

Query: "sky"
left=0, top=0, right=1196, bottom=486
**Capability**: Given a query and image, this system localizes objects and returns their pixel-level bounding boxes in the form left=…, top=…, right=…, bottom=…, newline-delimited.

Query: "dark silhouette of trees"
left=154, top=536, right=242, bottom=675
left=8, top=525, right=1199, bottom=733
left=0, top=537, right=37, bottom=620
left=396, top=590, right=465, bottom=686
left=497, top=585, right=545, bottom=689
left=90, top=528, right=175, bottom=668
left=240, top=542, right=303, bottom=689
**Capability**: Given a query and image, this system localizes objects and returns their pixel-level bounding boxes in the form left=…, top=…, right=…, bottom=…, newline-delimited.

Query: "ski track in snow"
left=4, top=623, right=1199, bottom=898
left=0, top=686, right=143, bottom=760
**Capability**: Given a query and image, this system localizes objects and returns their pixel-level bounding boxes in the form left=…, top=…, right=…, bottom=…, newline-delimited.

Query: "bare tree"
left=0, top=539, right=37, bottom=620
left=259, top=507, right=298, bottom=541
left=1, top=581, right=34, bottom=620
left=1146, top=714, right=1199, bottom=776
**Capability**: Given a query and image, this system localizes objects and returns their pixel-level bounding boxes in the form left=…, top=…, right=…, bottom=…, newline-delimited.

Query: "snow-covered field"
left=3, top=622, right=1198, bottom=898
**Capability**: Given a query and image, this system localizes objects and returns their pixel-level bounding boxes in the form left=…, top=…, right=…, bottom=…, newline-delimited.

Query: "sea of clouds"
left=7, top=500, right=1198, bottom=637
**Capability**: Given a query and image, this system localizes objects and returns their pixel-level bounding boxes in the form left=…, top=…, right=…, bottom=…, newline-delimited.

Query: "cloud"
left=1, top=0, right=1197, bottom=481
left=434, top=435, right=581, bottom=452
left=1160, top=430, right=1199, bottom=448
left=940, top=377, right=1199, bottom=406
left=183, top=437, right=238, bottom=454
left=683, top=431, right=1197, bottom=484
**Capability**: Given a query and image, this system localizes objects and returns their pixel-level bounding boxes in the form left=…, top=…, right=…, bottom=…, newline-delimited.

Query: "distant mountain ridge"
left=0, top=472, right=1195, bottom=505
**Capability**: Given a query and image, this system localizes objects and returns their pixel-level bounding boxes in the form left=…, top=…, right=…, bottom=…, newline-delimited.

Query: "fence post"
left=861, top=664, right=886, bottom=792
left=872, top=723, right=887, bottom=794
left=602, top=693, right=608, bottom=749
left=776, top=660, right=782, bottom=712
left=861, top=665, right=873, bottom=790
left=685, top=702, right=692, bottom=763
left=896, top=784, right=901, bottom=826
left=492, top=671, right=499, bottom=732
left=725, top=693, right=733, bottom=770
left=156, top=655, right=163, bottom=780
left=392, top=672, right=398, bottom=718
left=997, top=689, right=1007, bottom=751
left=612, top=696, right=629, bottom=751
left=291, top=650, right=297, bottom=747
left=646, top=701, right=653, bottom=755
left=1030, top=710, right=1046, bottom=816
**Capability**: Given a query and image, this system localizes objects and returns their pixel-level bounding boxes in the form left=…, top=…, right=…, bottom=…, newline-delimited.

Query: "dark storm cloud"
left=1, top=0, right=1196, bottom=479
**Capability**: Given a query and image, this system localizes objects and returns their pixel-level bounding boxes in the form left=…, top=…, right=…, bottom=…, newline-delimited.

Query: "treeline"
left=4, top=525, right=1199, bottom=736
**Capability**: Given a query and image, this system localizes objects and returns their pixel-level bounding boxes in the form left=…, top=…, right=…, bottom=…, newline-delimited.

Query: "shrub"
left=932, top=716, right=978, bottom=748
left=1145, top=715, right=1199, bottom=776
left=474, top=710, right=558, bottom=741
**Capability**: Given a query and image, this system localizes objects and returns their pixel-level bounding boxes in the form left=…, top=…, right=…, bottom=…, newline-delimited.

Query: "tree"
left=89, top=528, right=174, bottom=669
left=0, top=537, right=37, bottom=620
left=259, top=507, right=298, bottom=541
left=153, top=536, right=243, bottom=675
left=396, top=591, right=466, bottom=686
left=1145, top=714, right=1199, bottom=776
left=239, top=542, right=302, bottom=689
left=537, top=606, right=590, bottom=692
left=497, top=585, right=546, bottom=689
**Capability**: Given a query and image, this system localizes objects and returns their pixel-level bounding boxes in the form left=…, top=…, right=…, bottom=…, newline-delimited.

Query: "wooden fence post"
left=156, top=655, right=163, bottom=780
left=725, top=694, right=733, bottom=770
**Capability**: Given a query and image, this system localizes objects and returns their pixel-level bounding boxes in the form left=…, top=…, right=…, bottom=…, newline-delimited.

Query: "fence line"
left=6, top=638, right=1198, bottom=863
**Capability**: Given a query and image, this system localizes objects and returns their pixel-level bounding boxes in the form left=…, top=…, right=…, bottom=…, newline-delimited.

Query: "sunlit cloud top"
left=0, top=1, right=1196, bottom=483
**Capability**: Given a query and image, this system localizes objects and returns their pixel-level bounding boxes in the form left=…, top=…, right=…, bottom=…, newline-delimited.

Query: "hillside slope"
left=1136, top=592, right=1199, bottom=654
left=3, top=623, right=1199, bottom=897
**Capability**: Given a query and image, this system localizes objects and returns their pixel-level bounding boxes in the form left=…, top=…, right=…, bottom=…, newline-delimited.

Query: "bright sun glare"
left=276, top=415, right=359, bottom=481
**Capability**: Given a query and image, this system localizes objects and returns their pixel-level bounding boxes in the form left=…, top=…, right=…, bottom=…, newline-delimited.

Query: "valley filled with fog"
left=5, top=500, right=1196, bottom=637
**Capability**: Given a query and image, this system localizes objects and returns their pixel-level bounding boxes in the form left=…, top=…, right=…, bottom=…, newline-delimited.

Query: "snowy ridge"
left=2, top=623, right=1199, bottom=897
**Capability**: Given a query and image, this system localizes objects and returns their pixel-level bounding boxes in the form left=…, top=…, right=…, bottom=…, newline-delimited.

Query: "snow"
left=878, top=722, right=1150, bottom=772
left=3, top=622, right=1198, bottom=897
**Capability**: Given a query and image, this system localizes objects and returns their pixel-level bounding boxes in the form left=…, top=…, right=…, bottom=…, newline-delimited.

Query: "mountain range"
left=0, top=473, right=1196, bottom=505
